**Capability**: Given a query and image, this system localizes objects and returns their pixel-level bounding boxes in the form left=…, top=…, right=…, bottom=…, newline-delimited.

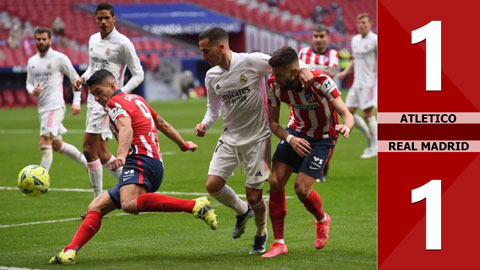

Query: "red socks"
left=64, top=210, right=102, bottom=252
left=299, top=190, right=324, bottom=221
left=137, top=193, right=195, bottom=213
left=269, top=189, right=287, bottom=240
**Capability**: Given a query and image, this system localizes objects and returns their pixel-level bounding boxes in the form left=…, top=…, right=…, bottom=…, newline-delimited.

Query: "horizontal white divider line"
left=0, top=266, right=45, bottom=270
left=0, top=128, right=222, bottom=134
left=378, top=112, right=480, bottom=124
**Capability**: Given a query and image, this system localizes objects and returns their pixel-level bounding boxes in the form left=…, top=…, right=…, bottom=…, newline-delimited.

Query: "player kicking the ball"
left=50, top=70, right=217, bottom=265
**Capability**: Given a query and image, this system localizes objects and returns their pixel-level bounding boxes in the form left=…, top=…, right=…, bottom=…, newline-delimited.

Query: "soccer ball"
left=17, top=165, right=50, bottom=197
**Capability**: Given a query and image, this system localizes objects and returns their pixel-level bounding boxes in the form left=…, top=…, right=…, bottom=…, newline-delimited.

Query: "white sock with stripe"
left=87, top=159, right=103, bottom=198
left=354, top=114, right=373, bottom=146
left=58, top=142, right=88, bottom=169
left=103, top=155, right=123, bottom=180
left=367, top=116, right=378, bottom=148
left=40, top=145, right=53, bottom=171
left=213, top=185, right=249, bottom=215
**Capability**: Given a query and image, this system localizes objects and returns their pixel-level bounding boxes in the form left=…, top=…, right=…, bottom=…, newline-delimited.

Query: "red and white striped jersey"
left=267, top=70, right=341, bottom=139
left=298, top=47, right=339, bottom=71
left=105, top=91, right=162, bottom=160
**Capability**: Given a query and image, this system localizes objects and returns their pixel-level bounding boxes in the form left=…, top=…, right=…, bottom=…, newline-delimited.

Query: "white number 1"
left=411, top=180, right=442, bottom=250
left=411, top=21, right=442, bottom=91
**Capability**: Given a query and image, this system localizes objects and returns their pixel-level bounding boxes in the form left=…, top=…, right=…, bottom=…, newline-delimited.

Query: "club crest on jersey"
left=105, top=48, right=111, bottom=55
left=305, top=91, right=316, bottom=103
left=239, top=73, right=248, bottom=84
left=47, top=63, right=52, bottom=69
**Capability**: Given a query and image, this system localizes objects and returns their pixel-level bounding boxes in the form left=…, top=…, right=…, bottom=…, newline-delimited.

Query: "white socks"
left=354, top=114, right=373, bottom=146
left=58, top=142, right=88, bottom=169
left=87, top=159, right=103, bottom=198
left=103, top=155, right=123, bottom=180
left=367, top=116, right=378, bottom=148
left=213, top=185, right=249, bottom=215
left=40, top=145, right=53, bottom=171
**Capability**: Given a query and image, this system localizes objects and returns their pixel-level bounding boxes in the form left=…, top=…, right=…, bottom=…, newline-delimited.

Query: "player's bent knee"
left=51, top=140, right=62, bottom=152
left=205, top=180, right=223, bottom=195
left=120, top=200, right=138, bottom=214
left=294, top=183, right=310, bottom=199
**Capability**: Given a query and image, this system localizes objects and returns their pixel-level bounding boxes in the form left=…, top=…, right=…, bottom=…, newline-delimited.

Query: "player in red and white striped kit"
left=298, top=24, right=339, bottom=182
left=262, top=47, right=353, bottom=258
left=50, top=69, right=217, bottom=265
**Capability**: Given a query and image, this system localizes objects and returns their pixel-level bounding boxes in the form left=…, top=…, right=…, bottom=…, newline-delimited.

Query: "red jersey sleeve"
left=312, top=71, right=341, bottom=101
left=267, top=76, right=280, bottom=107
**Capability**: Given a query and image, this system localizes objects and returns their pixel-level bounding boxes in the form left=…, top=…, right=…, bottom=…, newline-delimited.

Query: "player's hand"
left=299, top=68, right=315, bottom=89
left=289, top=136, right=311, bottom=157
left=182, top=141, right=198, bottom=152
left=337, top=71, right=346, bottom=80
left=72, top=105, right=81, bottom=115
left=32, top=83, right=42, bottom=96
left=335, top=124, right=351, bottom=139
left=194, top=123, right=207, bottom=137
left=112, top=156, right=125, bottom=170
left=73, top=77, right=85, bottom=92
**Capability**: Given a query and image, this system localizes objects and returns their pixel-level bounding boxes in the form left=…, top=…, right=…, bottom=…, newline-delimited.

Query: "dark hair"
left=313, top=24, right=329, bottom=34
left=86, top=69, right=115, bottom=87
left=198, top=26, right=229, bottom=42
left=95, top=2, right=115, bottom=17
left=34, top=27, right=51, bottom=39
left=269, top=46, right=299, bottom=68
left=357, top=13, right=372, bottom=22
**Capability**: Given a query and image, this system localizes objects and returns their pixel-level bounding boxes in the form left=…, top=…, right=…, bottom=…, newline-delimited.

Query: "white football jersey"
left=201, top=52, right=272, bottom=146
left=26, top=48, right=80, bottom=113
left=351, top=31, right=377, bottom=88
left=82, top=28, right=144, bottom=111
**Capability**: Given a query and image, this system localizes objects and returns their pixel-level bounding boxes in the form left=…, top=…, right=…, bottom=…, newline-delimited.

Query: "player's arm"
left=337, top=59, right=353, bottom=80
left=75, top=40, right=93, bottom=91
left=268, top=104, right=311, bottom=158
left=194, top=77, right=221, bottom=137
left=113, top=116, right=133, bottom=169
left=155, top=115, right=197, bottom=152
left=324, top=50, right=340, bottom=78
left=60, top=55, right=82, bottom=115
left=120, top=41, right=144, bottom=94
left=331, top=97, right=354, bottom=139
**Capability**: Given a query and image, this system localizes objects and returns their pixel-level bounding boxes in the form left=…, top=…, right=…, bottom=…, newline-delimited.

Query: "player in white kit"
left=299, top=24, right=339, bottom=182
left=194, top=27, right=314, bottom=254
left=26, top=27, right=87, bottom=172
left=73, top=2, right=144, bottom=206
left=338, top=13, right=377, bottom=159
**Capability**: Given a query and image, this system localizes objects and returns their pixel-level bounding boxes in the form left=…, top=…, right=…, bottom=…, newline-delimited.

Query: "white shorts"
left=85, top=106, right=112, bottom=141
left=38, top=108, right=67, bottom=139
left=208, top=136, right=271, bottom=189
left=345, top=85, right=377, bottom=110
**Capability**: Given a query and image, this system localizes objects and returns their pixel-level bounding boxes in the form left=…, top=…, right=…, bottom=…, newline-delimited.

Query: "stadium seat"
left=14, top=89, right=29, bottom=107
left=2, top=89, right=16, bottom=107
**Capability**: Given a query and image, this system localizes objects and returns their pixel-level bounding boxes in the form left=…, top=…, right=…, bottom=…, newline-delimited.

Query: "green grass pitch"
left=0, top=97, right=376, bottom=269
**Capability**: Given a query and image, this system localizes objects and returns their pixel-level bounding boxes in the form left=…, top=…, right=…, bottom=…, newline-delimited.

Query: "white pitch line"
left=0, top=128, right=222, bottom=134
left=0, top=266, right=46, bottom=270
left=0, top=186, right=293, bottom=199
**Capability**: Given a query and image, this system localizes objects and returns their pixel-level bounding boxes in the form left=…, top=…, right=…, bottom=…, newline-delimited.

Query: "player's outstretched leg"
left=192, top=196, right=218, bottom=230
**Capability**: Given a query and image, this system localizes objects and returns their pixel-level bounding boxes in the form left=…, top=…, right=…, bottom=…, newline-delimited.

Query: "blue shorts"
left=272, top=128, right=336, bottom=179
left=108, top=154, right=164, bottom=209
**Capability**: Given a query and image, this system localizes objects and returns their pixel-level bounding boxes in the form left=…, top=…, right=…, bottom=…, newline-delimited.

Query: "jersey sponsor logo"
left=240, top=73, right=248, bottom=84
left=220, top=86, right=251, bottom=106
left=291, top=103, right=319, bottom=110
